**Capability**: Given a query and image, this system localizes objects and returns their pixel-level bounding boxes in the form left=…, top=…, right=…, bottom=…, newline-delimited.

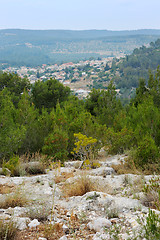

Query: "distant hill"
left=0, top=29, right=160, bottom=67
left=111, top=38, right=160, bottom=98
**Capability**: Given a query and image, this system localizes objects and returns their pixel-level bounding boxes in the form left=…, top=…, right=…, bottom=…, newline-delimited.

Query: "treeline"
left=113, top=39, right=160, bottom=90
left=0, top=69, right=160, bottom=171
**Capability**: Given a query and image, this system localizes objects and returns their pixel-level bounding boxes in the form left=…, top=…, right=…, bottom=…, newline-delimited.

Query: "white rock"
left=90, top=167, right=115, bottom=176
left=15, top=217, right=30, bottom=230
left=64, top=161, right=81, bottom=168
left=38, top=238, right=47, bottom=240
left=87, top=217, right=111, bottom=232
left=62, top=224, right=68, bottom=230
left=59, top=236, right=68, bottom=240
left=28, top=219, right=40, bottom=228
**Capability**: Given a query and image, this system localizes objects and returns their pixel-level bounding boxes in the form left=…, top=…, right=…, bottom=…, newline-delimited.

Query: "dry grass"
left=54, top=171, right=74, bottom=184
left=0, top=184, right=15, bottom=194
left=62, top=174, right=98, bottom=197
left=111, top=157, right=142, bottom=175
left=0, top=190, right=28, bottom=209
left=26, top=204, right=51, bottom=222
left=0, top=219, right=18, bottom=240
left=142, top=177, right=160, bottom=210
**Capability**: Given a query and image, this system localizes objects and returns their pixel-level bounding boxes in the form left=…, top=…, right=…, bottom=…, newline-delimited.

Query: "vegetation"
left=0, top=29, right=159, bottom=67
left=0, top=56, right=160, bottom=174
left=112, top=39, right=160, bottom=98
left=0, top=219, right=18, bottom=240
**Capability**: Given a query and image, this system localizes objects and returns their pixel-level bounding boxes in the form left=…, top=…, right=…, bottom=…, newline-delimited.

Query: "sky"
left=0, top=0, right=160, bottom=30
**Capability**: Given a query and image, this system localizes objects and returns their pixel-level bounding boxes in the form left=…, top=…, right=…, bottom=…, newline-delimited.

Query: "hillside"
left=106, top=38, right=160, bottom=99
left=0, top=29, right=160, bottom=67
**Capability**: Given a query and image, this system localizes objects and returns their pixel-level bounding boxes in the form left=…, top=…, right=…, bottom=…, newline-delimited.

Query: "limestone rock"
left=87, top=217, right=111, bottom=232
left=28, top=219, right=40, bottom=228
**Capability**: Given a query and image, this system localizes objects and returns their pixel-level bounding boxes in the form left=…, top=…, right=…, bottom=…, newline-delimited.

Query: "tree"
left=17, top=91, right=51, bottom=153
left=86, top=82, right=122, bottom=126
left=31, top=78, right=71, bottom=111
left=0, top=72, right=30, bottom=106
left=0, top=89, right=26, bottom=160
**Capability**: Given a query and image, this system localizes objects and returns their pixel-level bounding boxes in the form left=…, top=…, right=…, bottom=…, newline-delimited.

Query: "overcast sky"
left=0, top=0, right=160, bottom=30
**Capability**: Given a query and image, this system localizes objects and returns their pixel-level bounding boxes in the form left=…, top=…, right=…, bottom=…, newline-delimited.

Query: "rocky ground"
left=0, top=154, right=159, bottom=240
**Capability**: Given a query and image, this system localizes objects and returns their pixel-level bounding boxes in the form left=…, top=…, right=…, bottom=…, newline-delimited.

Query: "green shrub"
left=105, top=127, right=134, bottom=154
left=42, top=127, right=68, bottom=162
left=2, top=155, right=20, bottom=176
left=134, top=135, right=159, bottom=168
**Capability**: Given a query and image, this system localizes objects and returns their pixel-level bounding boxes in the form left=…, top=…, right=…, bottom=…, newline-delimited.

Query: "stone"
left=14, top=217, right=30, bottom=230
left=87, top=217, right=111, bottom=232
left=59, top=236, right=68, bottom=240
left=64, top=161, right=82, bottom=169
left=28, top=219, right=40, bottom=228
left=38, top=238, right=47, bottom=240
left=62, top=224, right=68, bottom=231
left=90, top=167, right=115, bottom=176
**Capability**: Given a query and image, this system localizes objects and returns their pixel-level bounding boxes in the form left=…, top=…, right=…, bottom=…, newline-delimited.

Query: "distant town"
left=2, top=56, right=122, bottom=98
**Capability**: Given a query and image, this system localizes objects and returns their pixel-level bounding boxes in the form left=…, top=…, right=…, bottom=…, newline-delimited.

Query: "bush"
left=26, top=204, right=51, bottom=222
left=134, top=135, right=159, bottom=168
left=105, top=127, right=134, bottom=154
left=42, top=127, right=68, bottom=162
left=2, top=155, right=20, bottom=176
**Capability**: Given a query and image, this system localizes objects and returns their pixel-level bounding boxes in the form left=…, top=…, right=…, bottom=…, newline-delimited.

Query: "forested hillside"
left=0, top=69, right=160, bottom=174
left=0, top=29, right=160, bottom=67
left=112, top=38, right=160, bottom=97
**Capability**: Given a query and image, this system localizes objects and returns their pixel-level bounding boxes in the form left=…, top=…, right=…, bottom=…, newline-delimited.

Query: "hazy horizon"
left=1, top=0, right=160, bottom=31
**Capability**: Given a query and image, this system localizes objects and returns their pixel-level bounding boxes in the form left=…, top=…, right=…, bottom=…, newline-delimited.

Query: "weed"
left=105, top=223, right=121, bottom=240
left=123, top=174, right=132, bottom=187
left=142, top=176, right=160, bottom=210
left=86, top=191, right=100, bottom=200
left=106, top=207, right=119, bottom=219
left=136, top=209, right=160, bottom=240
left=26, top=204, right=51, bottom=222
left=78, top=211, right=88, bottom=223
left=0, top=218, right=18, bottom=240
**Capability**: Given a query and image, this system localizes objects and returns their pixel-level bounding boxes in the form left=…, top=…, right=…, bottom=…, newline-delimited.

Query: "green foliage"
left=31, top=78, right=71, bottom=111
left=0, top=72, right=30, bottom=106
left=140, top=209, right=160, bottom=240
left=143, top=177, right=160, bottom=210
left=85, top=82, right=122, bottom=126
left=105, top=127, right=134, bottom=154
left=17, top=91, right=52, bottom=153
left=2, top=155, right=19, bottom=176
left=134, top=135, right=159, bottom=168
left=0, top=89, right=26, bottom=160
left=114, top=39, right=160, bottom=91
left=42, top=127, right=68, bottom=162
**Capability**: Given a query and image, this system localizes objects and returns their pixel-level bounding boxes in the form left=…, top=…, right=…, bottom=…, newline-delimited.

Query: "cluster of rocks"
left=0, top=154, right=159, bottom=239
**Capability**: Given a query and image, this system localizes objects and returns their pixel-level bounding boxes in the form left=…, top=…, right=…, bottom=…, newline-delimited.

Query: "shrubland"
left=0, top=67, right=160, bottom=174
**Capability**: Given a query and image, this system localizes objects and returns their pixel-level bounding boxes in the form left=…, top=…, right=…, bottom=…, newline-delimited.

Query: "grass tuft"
left=62, top=174, right=97, bottom=197
left=0, top=219, right=18, bottom=240
left=0, top=190, right=28, bottom=209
